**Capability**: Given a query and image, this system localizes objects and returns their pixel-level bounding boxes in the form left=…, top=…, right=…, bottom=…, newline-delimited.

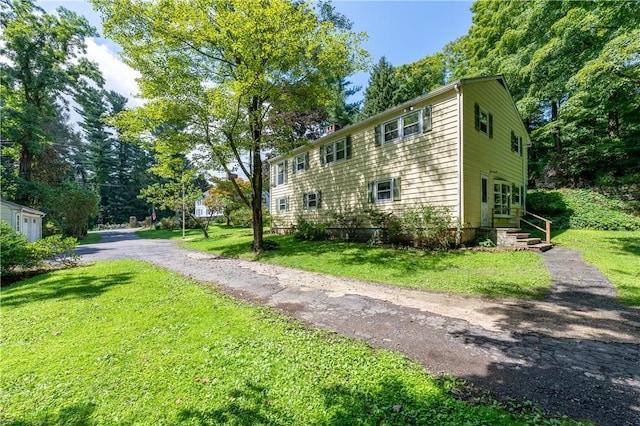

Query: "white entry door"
left=480, top=175, right=490, bottom=227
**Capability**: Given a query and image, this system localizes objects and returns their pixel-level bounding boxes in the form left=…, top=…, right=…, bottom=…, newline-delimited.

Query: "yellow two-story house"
left=269, top=76, right=531, bottom=244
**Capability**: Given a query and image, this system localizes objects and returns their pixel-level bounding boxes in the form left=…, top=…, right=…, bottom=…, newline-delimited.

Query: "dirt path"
left=77, top=230, right=640, bottom=425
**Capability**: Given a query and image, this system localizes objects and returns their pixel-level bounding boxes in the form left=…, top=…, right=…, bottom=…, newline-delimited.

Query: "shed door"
left=30, top=218, right=39, bottom=242
left=480, top=175, right=490, bottom=227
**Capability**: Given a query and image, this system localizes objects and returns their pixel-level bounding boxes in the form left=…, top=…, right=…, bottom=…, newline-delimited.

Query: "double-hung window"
left=369, top=177, right=401, bottom=203
left=276, top=160, right=287, bottom=185
left=320, top=136, right=352, bottom=165
left=294, top=153, right=308, bottom=173
left=512, top=185, right=522, bottom=205
left=376, top=106, right=431, bottom=146
left=303, top=191, right=321, bottom=209
left=474, top=103, right=493, bottom=137
left=511, top=131, right=522, bottom=155
left=277, top=197, right=288, bottom=212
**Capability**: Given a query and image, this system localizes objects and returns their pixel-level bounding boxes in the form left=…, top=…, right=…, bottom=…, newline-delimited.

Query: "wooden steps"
left=508, top=230, right=553, bottom=252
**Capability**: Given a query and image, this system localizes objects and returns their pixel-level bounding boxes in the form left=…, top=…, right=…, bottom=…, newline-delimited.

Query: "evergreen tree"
left=361, top=57, right=399, bottom=118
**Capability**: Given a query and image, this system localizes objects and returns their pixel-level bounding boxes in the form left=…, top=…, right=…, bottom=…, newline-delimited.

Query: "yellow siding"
left=270, top=91, right=460, bottom=229
left=270, top=76, right=529, bottom=233
left=460, top=79, right=529, bottom=228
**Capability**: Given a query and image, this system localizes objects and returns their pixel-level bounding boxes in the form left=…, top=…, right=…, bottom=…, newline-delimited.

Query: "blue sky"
left=38, top=0, right=474, bottom=104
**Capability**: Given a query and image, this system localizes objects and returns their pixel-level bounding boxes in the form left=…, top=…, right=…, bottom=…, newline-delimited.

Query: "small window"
left=511, top=131, right=522, bottom=155
left=16, top=214, right=20, bottom=232
left=369, top=178, right=401, bottom=203
left=277, top=197, right=288, bottom=212
left=320, top=137, right=351, bottom=165
left=294, top=153, right=308, bottom=173
left=276, top=161, right=287, bottom=185
left=303, top=191, right=321, bottom=209
left=474, top=103, right=493, bottom=137
left=513, top=185, right=522, bottom=205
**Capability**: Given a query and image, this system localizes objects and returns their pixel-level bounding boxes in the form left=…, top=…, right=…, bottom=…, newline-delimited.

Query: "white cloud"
left=85, top=38, right=143, bottom=108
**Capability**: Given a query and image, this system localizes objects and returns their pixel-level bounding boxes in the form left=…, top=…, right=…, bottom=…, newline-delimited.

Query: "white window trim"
left=294, top=154, right=307, bottom=173
left=494, top=181, right=511, bottom=217
left=513, top=185, right=522, bottom=205
left=277, top=197, right=288, bottom=212
left=373, top=178, right=394, bottom=203
left=276, top=161, right=287, bottom=185
left=381, top=110, right=423, bottom=145
left=512, top=133, right=522, bottom=155
left=322, top=138, right=347, bottom=165
left=303, top=191, right=320, bottom=209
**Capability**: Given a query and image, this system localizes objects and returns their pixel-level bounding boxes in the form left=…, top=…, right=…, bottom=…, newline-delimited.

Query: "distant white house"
left=194, top=198, right=212, bottom=218
left=1, top=199, right=46, bottom=242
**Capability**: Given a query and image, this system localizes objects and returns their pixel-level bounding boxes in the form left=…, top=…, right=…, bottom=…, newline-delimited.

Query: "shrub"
left=157, top=217, right=178, bottom=230
left=400, top=206, right=456, bottom=249
left=1, top=222, right=35, bottom=276
left=1, top=221, right=79, bottom=277
left=229, top=206, right=252, bottom=227
left=293, top=217, right=327, bottom=241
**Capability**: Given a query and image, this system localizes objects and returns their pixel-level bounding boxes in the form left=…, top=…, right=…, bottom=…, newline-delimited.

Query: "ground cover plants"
left=137, top=226, right=551, bottom=300
left=1, top=261, right=583, bottom=425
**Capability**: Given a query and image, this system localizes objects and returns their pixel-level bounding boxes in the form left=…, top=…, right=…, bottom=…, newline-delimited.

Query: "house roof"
left=269, top=75, right=511, bottom=164
left=0, top=199, right=46, bottom=216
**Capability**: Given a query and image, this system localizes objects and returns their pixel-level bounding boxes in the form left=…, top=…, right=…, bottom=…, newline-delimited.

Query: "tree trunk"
left=551, top=100, right=562, bottom=153
left=19, top=147, right=33, bottom=182
left=608, top=111, right=619, bottom=138
left=249, top=96, right=264, bottom=252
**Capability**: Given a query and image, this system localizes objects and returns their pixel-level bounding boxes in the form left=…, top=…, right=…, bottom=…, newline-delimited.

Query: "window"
left=277, top=197, right=288, bottom=212
left=294, top=153, right=309, bottom=173
left=494, top=182, right=511, bottom=216
left=303, top=191, right=322, bottom=209
left=511, top=131, right=522, bottom=155
left=276, top=160, right=287, bottom=185
left=15, top=214, right=20, bottom=232
left=513, top=185, right=522, bottom=205
left=474, top=103, right=493, bottom=137
left=320, top=136, right=352, bottom=165
left=369, top=177, right=401, bottom=203
left=376, top=106, right=431, bottom=146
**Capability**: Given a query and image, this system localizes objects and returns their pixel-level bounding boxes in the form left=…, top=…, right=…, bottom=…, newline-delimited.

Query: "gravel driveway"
left=76, top=229, right=640, bottom=425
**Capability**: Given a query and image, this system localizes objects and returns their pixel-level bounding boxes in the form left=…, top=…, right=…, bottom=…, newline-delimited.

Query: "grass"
left=78, top=232, right=102, bottom=245
left=137, top=225, right=551, bottom=300
left=0, top=261, right=580, bottom=425
left=553, top=229, right=640, bottom=307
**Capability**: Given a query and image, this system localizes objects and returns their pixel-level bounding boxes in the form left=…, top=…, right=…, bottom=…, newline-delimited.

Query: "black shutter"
left=305, top=152, right=309, bottom=170
left=319, top=146, right=325, bottom=165
left=303, top=193, right=308, bottom=210
left=286, top=196, right=289, bottom=211
left=488, top=114, right=493, bottom=138
left=346, top=135, right=352, bottom=159
left=474, top=103, right=480, bottom=130
left=511, top=131, right=515, bottom=151
left=374, top=125, right=381, bottom=146
left=393, top=177, right=401, bottom=201
left=423, top=105, right=432, bottom=132
left=368, top=182, right=374, bottom=203
left=317, top=190, right=322, bottom=208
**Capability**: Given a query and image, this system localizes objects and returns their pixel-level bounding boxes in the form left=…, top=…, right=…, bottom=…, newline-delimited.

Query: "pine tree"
left=361, top=57, right=399, bottom=119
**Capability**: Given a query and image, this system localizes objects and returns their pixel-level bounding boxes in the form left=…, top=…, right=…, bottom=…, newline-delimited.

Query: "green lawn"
left=137, top=226, right=551, bottom=300
left=553, top=229, right=640, bottom=307
left=0, top=261, right=579, bottom=425
left=78, top=232, right=102, bottom=245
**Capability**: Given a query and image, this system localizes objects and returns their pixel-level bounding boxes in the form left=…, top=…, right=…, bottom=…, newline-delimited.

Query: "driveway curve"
left=76, top=229, right=640, bottom=425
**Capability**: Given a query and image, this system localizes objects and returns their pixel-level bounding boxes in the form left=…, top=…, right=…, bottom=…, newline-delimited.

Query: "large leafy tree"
left=445, top=0, right=640, bottom=185
left=394, top=53, right=447, bottom=104
left=93, top=0, right=367, bottom=251
left=0, top=0, right=102, bottom=199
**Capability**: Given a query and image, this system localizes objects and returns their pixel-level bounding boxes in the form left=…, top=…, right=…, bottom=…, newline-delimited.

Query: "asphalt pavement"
left=76, top=229, right=640, bottom=425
